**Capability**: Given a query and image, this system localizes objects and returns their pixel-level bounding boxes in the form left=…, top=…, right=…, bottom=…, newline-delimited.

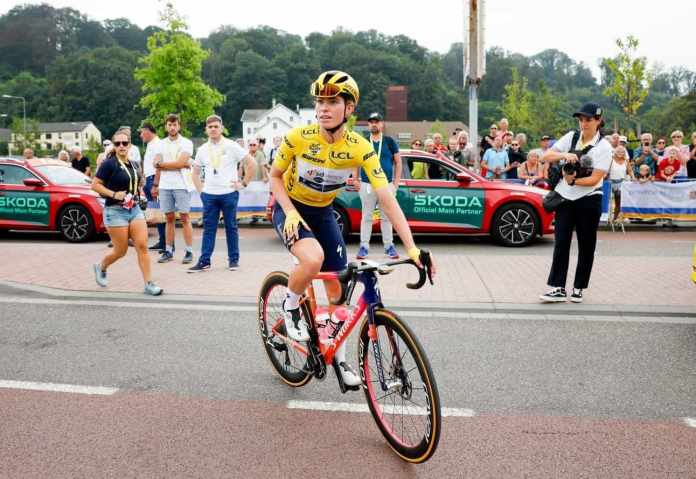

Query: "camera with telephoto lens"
left=562, top=154, right=593, bottom=179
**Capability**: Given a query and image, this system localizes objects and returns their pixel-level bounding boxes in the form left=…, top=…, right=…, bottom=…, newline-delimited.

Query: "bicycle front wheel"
left=258, top=271, right=311, bottom=387
left=358, top=309, right=441, bottom=463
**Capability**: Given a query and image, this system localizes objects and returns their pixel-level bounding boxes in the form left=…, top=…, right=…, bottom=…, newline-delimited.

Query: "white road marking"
left=286, top=400, right=475, bottom=417
left=684, top=417, right=696, bottom=428
left=0, top=296, right=256, bottom=312
left=0, top=380, right=118, bottom=396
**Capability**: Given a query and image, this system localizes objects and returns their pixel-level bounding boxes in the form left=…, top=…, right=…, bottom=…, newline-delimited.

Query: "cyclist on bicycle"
left=270, top=70, right=435, bottom=387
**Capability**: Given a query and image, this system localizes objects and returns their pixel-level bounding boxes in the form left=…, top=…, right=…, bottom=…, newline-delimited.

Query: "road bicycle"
left=257, top=250, right=441, bottom=463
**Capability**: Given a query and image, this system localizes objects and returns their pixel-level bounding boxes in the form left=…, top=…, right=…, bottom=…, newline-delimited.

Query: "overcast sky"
left=7, top=0, right=696, bottom=79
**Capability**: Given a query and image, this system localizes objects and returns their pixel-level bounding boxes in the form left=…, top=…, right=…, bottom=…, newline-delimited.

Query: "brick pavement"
left=1, top=227, right=694, bottom=310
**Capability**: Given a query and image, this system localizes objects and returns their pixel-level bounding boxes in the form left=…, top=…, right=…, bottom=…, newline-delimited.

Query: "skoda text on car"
left=0, top=158, right=106, bottom=242
left=267, top=149, right=554, bottom=247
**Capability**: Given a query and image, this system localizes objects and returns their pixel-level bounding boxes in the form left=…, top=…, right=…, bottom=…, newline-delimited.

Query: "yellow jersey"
left=274, top=124, right=389, bottom=207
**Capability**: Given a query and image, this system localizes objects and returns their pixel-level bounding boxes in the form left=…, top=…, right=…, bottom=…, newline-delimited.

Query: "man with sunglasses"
left=354, top=111, right=401, bottom=260
left=153, top=113, right=195, bottom=265
left=269, top=70, right=433, bottom=388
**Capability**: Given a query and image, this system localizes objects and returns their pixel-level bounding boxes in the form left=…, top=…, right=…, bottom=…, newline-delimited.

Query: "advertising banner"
left=0, top=191, right=50, bottom=225
left=621, top=181, right=696, bottom=220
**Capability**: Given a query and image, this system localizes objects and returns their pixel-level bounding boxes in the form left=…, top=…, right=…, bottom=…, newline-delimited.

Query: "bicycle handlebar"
left=330, top=250, right=434, bottom=304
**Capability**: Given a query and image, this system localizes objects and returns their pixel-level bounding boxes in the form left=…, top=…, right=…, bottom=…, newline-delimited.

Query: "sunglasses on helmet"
left=310, top=81, right=342, bottom=98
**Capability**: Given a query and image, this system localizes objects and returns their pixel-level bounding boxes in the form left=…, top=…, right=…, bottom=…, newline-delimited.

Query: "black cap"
left=138, top=121, right=156, bottom=133
left=540, top=135, right=551, bottom=141
left=368, top=112, right=383, bottom=121
left=573, top=102, right=603, bottom=118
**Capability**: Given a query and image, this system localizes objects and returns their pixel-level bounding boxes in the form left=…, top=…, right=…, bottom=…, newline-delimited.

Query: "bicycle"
left=257, top=250, right=441, bottom=463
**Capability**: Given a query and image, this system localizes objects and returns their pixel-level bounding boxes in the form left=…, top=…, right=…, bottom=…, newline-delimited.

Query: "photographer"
left=540, top=103, right=612, bottom=303
left=91, top=128, right=163, bottom=296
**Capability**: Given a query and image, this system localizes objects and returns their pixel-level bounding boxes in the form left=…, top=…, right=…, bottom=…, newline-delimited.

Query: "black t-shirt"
left=96, top=155, right=139, bottom=206
left=507, top=149, right=525, bottom=179
left=71, top=156, right=90, bottom=173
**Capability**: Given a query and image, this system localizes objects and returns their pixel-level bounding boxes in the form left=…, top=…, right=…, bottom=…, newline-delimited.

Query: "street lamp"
left=1, top=94, right=26, bottom=138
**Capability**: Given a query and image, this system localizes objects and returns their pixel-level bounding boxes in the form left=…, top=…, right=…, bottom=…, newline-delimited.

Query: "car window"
left=35, top=165, right=90, bottom=185
left=404, top=157, right=459, bottom=181
left=0, top=165, right=37, bottom=185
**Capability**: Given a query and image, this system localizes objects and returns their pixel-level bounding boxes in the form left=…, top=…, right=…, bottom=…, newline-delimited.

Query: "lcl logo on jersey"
left=330, top=151, right=354, bottom=160
left=372, top=167, right=386, bottom=178
left=309, top=143, right=321, bottom=155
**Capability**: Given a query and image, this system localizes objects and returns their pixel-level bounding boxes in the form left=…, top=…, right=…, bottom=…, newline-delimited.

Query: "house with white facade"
left=240, top=101, right=314, bottom=146
left=9, top=121, right=102, bottom=152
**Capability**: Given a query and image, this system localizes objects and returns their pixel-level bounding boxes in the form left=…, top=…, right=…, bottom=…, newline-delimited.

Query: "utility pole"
left=463, top=0, right=485, bottom=173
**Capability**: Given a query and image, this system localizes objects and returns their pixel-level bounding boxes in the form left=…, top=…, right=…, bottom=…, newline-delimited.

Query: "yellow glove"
left=407, top=247, right=421, bottom=264
left=283, top=209, right=308, bottom=242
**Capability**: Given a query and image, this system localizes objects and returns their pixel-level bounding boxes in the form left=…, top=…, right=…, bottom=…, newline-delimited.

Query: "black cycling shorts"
left=272, top=199, right=347, bottom=272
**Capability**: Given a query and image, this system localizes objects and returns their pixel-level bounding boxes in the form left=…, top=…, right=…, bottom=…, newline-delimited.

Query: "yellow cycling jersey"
left=274, top=124, right=389, bottom=207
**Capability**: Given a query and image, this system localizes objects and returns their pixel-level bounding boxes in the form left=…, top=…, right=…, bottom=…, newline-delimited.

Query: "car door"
left=0, top=164, right=51, bottom=229
left=400, top=155, right=486, bottom=233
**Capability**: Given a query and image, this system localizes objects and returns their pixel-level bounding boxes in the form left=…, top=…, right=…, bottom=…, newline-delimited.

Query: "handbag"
left=144, top=200, right=165, bottom=224
left=542, top=190, right=566, bottom=213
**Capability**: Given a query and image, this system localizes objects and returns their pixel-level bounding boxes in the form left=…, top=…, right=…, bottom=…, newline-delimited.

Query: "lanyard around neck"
left=118, top=158, right=136, bottom=193
left=371, top=134, right=383, bottom=159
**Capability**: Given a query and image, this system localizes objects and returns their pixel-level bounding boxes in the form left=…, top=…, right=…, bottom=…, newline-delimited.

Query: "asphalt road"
left=1, top=289, right=696, bottom=478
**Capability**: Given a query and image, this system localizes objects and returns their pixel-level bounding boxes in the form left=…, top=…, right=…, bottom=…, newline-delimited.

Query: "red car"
left=267, top=149, right=554, bottom=247
left=0, top=158, right=106, bottom=242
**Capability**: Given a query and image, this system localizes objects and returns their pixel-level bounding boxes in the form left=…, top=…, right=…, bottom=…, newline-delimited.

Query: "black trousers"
left=547, top=194, right=602, bottom=289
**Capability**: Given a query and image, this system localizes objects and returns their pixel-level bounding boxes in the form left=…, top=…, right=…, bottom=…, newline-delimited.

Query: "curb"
left=1, top=280, right=692, bottom=319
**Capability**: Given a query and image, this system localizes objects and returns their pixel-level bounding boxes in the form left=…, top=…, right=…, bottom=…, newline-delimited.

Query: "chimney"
left=385, top=86, right=408, bottom=121
left=296, top=104, right=300, bottom=113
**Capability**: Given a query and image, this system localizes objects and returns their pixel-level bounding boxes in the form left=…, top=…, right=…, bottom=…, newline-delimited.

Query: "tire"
left=257, top=271, right=311, bottom=387
left=490, top=202, right=539, bottom=247
left=58, top=204, right=95, bottom=243
left=358, top=309, right=441, bottom=463
left=332, top=206, right=350, bottom=242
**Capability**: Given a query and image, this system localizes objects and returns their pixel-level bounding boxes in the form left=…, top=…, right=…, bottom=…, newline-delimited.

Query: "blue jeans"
left=144, top=175, right=165, bottom=246
left=200, top=191, right=240, bottom=265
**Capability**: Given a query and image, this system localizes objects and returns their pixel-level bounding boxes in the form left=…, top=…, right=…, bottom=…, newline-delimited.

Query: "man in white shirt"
left=139, top=121, right=166, bottom=251
left=188, top=115, right=255, bottom=272
left=152, top=113, right=195, bottom=264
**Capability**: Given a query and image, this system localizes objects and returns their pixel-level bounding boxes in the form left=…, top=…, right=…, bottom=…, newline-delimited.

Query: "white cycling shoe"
left=282, top=300, right=310, bottom=342
left=334, top=341, right=362, bottom=387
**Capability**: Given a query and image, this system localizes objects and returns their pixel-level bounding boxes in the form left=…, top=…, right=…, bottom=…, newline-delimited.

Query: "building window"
left=290, top=116, right=294, bottom=122
left=398, top=132, right=412, bottom=140
left=307, top=120, right=311, bottom=125
left=273, top=122, right=277, bottom=130
left=45, top=133, right=52, bottom=140
left=247, top=128, right=251, bottom=134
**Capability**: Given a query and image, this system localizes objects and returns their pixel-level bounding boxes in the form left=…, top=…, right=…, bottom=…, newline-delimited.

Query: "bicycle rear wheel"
left=358, top=308, right=441, bottom=463
left=258, top=271, right=311, bottom=387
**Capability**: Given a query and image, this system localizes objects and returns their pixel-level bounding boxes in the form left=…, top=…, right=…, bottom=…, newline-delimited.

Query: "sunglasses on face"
left=511, top=143, right=519, bottom=147
left=657, top=141, right=665, bottom=144
left=249, top=143, right=258, bottom=147
left=412, top=142, right=422, bottom=146
left=113, top=141, right=130, bottom=147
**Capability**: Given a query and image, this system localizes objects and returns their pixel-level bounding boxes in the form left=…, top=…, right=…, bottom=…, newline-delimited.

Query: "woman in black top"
left=91, top=128, right=162, bottom=296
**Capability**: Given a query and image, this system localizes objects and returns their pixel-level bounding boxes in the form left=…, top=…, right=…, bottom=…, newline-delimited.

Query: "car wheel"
left=333, top=206, right=350, bottom=242
left=59, top=204, right=95, bottom=243
left=491, top=202, right=538, bottom=247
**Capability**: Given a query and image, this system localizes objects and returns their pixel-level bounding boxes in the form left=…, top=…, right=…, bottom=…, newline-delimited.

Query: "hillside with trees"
left=0, top=3, right=694, bottom=147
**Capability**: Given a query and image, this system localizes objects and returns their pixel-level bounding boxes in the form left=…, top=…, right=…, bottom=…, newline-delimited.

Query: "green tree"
left=602, top=36, right=652, bottom=132
left=9, top=117, right=40, bottom=153
left=134, top=2, right=223, bottom=135
left=46, top=47, right=142, bottom=135
left=500, top=68, right=533, bottom=133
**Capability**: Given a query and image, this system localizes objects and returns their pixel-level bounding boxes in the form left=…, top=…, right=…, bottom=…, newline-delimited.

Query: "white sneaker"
left=334, top=341, right=361, bottom=387
left=282, top=300, right=310, bottom=342
left=337, top=362, right=362, bottom=387
left=539, top=287, right=567, bottom=303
